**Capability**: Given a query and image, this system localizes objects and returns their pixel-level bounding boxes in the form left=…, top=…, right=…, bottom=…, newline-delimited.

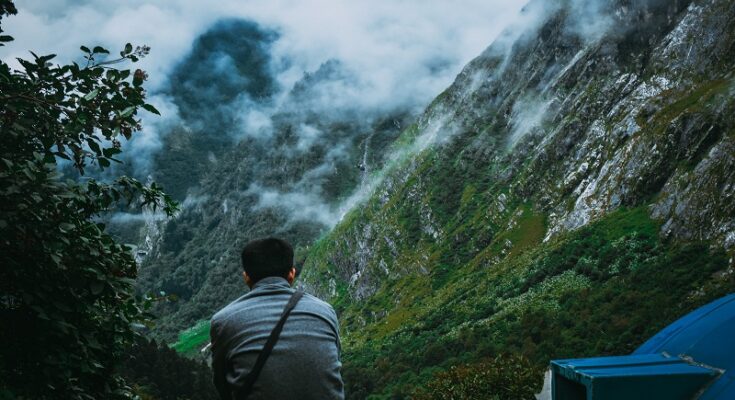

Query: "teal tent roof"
left=551, top=293, right=735, bottom=399
left=634, top=293, right=735, bottom=400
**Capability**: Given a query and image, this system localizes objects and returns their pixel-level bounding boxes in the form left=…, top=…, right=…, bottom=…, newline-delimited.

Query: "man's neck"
left=252, top=276, right=291, bottom=290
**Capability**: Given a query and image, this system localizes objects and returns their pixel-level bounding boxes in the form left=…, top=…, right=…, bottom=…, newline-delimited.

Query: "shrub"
left=411, top=354, right=543, bottom=400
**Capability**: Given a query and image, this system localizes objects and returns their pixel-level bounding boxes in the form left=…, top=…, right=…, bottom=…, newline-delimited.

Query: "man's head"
left=241, top=237, right=296, bottom=288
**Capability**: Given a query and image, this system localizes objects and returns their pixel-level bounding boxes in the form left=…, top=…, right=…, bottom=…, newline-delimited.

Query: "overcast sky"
left=1, top=0, right=527, bottom=95
left=1, top=1, right=534, bottom=224
left=1, top=0, right=529, bottom=183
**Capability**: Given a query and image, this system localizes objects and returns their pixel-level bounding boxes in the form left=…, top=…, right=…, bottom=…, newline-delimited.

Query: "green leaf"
left=142, top=103, right=160, bottom=115
left=0, top=35, right=13, bottom=43
left=92, top=46, right=109, bottom=54
left=39, top=54, right=56, bottom=63
left=80, top=45, right=91, bottom=53
left=99, top=158, right=111, bottom=168
left=87, top=139, right=101, bottom=155
left=120, top=106, right=135, bottom=117
left=124, top=43, right=133, bottom=54
left=90, top=281, right=104, bottom=295
left=105, top=69, right=118, bottom=81
left=54, top=152, right=71, bottom=160
left=83, top=89, right=99, bottom=101
left=102, top=147, right=121, bottom=158
left=50, top=253, right=62, bottom=265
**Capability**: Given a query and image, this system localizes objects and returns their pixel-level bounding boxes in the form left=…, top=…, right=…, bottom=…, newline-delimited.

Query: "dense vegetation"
left=120, top=339, right=217, bottom=400
left=0, top=2, right=184, bottom=398
left=331, top=207, right=732, bottom=398
left=411, top=354, right=542, bottom=400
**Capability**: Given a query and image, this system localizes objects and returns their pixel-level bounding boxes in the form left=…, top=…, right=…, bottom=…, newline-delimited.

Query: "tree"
left=120, top=338, right=218, bottom=400
left=0, top=1, right=177, bottom=398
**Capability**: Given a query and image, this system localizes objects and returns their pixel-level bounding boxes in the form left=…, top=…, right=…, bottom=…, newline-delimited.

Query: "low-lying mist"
left=0, top=0, right=530, bottom=231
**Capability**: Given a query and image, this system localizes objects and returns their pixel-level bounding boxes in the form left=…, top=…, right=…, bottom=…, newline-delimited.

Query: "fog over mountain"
left=1, top=0, right=525, bottom=173
left=0, top=1, right=547, bottom=340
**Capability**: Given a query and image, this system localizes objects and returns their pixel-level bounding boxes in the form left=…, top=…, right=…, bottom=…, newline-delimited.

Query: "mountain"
left=297, top=0, right=735, bottom=397
left=125, top=21, right=415, bottom=340
left=132, top=0, right=734, bottom=398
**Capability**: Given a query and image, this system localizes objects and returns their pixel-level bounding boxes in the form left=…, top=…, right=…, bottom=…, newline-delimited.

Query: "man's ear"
left=243, top=271, right=254, bottom=288
left=286, top=267, right=297, bottom=285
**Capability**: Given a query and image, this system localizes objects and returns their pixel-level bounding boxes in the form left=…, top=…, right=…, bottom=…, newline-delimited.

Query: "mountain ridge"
left=296, top=0, right=735, bottom=396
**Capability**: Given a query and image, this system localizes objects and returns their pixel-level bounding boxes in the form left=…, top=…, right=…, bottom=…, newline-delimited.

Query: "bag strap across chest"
left=234, top=289, right=304, bottom=400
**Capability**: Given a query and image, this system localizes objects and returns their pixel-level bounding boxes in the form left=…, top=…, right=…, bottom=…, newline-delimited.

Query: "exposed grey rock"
left=305, top=0, right=735, bottom=302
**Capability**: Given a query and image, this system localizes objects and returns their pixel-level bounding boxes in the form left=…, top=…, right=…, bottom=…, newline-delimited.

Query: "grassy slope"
left=294, top=74, right=735, bottom=398
left=171, top=320, right=210, bottom=356
left=337, top=207, right=733, bottom=399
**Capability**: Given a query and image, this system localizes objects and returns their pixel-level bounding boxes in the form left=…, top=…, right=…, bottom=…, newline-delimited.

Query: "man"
left=210, top=237, right=344, bottom=400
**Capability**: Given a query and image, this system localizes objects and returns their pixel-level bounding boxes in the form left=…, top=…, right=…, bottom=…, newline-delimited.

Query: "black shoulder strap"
left=234, top=290, right=304, bottom=400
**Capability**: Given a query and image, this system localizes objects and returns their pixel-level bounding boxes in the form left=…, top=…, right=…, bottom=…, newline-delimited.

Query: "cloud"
left=245, top=183, right=339, bottom=227
left=1, top=0, right=527, bottom=109
left=507, top=95, right=554, bottom=149
left=109, top=211, right=167, bottom=224
left=1, top=0, right=530, bottom=228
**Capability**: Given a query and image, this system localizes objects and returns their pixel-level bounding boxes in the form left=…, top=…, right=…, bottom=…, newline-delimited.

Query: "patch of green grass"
left=490, top=204, right=546, bottom=258
left=171, top=320, right=210, bottom=356
left=591, top=206, right=658, bottom=241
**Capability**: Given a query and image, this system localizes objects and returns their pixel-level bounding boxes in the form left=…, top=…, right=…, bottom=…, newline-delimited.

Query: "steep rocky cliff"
left=298, top=0, right=735, bottom=397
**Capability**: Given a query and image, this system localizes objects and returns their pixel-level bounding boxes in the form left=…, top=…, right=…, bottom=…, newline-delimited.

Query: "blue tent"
left=551, top=293, right=735, bottom=400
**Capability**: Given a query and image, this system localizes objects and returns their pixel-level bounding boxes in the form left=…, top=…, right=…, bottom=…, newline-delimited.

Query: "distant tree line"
left=120, top=339, right=217, bottom=400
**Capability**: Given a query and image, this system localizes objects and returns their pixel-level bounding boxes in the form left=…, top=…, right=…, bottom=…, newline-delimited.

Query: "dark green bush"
left=411, top=354, right=543, bottom=400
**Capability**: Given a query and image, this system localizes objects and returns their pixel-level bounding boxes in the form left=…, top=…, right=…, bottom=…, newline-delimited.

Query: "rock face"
left=302, top=0, right=735, bottom=302
left=293, top=3, right=735, bottom=398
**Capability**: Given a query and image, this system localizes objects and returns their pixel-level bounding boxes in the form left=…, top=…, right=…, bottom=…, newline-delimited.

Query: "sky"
left=1, top=0, right=527, bottom=104
left=0, top=0, right=531, bottom=226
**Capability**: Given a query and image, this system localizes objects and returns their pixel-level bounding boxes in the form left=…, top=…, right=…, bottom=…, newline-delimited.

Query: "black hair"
left=241, top=237, right=294, bottom=284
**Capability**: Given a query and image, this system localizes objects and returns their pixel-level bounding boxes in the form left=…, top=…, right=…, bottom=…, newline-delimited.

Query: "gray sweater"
left=210, top=276, right=344, bottom=400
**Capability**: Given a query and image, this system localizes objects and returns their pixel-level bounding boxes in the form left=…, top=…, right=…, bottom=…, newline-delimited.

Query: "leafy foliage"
left=412, top=354, right=542, bottom=400
left=0, top=2, right=177, bottom=398
left=320, top=207, right=732, bottom=399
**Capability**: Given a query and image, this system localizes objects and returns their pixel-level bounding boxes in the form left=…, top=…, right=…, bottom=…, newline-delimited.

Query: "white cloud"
left=245, top=183, right=339, bottom=227
left=1, top=0, right=527, bottom=99
left=1, top=0, right=531, bottom=228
